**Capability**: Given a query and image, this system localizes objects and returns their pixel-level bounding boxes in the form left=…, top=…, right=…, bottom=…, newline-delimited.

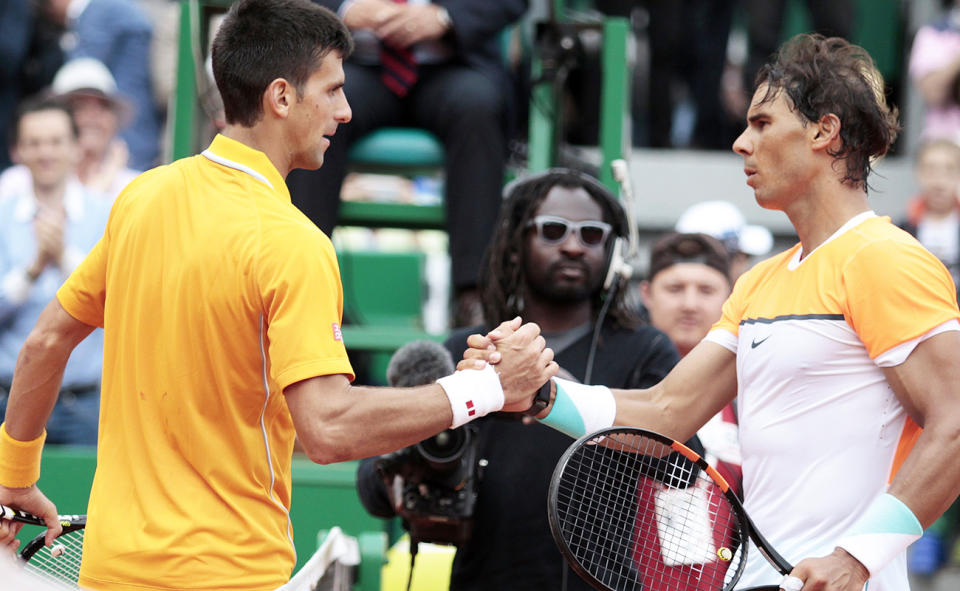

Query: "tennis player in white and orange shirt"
left=465, top=34, right=960, bottom=591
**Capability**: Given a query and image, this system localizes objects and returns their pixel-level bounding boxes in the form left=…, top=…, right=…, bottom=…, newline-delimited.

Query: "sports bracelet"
left=437, top=364, right=504, bottom=429
left=0, top=422, right=46, bottom=488
left=538, top=378, right=616, bottom=439
left=835, top=493, right=922, bottom=576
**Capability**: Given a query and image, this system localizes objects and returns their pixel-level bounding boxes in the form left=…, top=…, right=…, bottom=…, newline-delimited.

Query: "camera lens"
left=416, top=428, right=471, bottom=471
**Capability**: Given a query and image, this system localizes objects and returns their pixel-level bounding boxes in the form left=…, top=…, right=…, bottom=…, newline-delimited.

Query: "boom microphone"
left=386, top=340, right=455, bottom=388
left=611, top=158, right=640, bottom=263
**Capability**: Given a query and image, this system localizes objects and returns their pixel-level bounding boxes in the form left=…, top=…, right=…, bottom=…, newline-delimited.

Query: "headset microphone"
left=602, top=159, right=640, bottom=290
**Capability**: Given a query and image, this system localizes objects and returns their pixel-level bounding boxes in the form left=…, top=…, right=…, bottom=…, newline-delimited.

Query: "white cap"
left=675, top=201, right=774, bottom=256
left=52, top=58, right=119, bottom=98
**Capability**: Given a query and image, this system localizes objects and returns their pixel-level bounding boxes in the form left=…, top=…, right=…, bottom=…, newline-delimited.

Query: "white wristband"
left=836, top=493, right=922, bottom=576
left=538, top=377, right=616, bottom=439
left=436, top=364, right=504, bottom=428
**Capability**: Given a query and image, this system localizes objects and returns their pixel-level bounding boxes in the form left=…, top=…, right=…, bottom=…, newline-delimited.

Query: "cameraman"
left=358, top=170, right=681, bottom=590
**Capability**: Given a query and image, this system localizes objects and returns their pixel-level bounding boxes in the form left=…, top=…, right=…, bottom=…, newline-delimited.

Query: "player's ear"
left=811, top=113, right=841, bottom=152
left=263, top=78, right=295, bottom=119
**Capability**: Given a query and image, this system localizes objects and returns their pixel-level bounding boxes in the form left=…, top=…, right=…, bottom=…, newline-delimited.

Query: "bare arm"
left=4, top=299, right=96, bottom=440
left=287, top=320, right=557, bottom=465
left=881, top=330, right=960, bottom=526
left=0, top=298, right=96, bottom=547
left=610, top=340, right=739, bottom=442
left=462, top=330, right=738, bottom=441
left=285, top=375, right=453, bottom=464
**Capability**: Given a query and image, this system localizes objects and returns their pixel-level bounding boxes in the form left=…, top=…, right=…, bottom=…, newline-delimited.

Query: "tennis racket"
left=548, top=427, right=794, bottom=591
left=2, top=504, right=85, bottom=589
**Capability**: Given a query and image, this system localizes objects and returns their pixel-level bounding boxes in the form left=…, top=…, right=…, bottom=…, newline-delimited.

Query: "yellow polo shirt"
left=58, top=135, right=354, bottom=591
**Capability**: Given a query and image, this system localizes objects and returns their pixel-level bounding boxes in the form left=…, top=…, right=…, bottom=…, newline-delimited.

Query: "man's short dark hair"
left=211, top=0, right=353, bottom=127
left=754, top=34, right=900, bottom=191
left=481, top=169, right=637, bottom=330
left=9, top=94, right=78, bottom=148
left=648, top=233, right=731, bottom=283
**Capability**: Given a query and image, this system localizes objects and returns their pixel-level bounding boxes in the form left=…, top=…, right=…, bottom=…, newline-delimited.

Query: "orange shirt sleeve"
left=842, top=237, right=960, bottom=359
left=57, top=234, right=109, bottom=328
left=257, top=221, right=354, bottom=391
left=712, top=273, right=751, bottom=337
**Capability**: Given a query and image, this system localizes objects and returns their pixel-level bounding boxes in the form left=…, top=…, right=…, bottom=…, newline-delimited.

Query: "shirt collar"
left=14, top=177, right=87, bottom=222
left=201, top=135, right=291, bottom=203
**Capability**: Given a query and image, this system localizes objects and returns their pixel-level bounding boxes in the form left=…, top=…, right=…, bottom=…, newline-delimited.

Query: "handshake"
left=449, top=317, right=559, bottom=418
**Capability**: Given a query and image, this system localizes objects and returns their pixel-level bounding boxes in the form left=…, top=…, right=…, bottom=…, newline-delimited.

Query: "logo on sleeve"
left=466, top=400, right=476, bottom=417
left=332, top=322, right=343, bottom=342
left=750, top=335, right=770, bottom=349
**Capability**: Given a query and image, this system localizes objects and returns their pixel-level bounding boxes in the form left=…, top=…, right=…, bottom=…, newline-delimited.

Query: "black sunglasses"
left=525, top=216, right=612, bottom=247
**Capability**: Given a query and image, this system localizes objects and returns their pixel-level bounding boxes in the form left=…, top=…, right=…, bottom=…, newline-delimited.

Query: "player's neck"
left=220, top=124, right=292, bottom=177
left=787, top=181, right=870, bottom=258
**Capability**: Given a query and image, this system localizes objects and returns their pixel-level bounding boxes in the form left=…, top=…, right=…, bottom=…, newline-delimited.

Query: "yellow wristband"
left=0, top=422, right=45, bottom=488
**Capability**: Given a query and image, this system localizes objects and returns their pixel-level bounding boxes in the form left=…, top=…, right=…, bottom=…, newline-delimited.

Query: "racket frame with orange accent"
left=548, top=427, right=795, bottom=591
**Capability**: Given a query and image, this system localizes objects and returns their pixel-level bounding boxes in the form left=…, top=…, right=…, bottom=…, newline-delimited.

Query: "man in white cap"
left=50, top=58, right=140, bottom=200
left=675, top=199, right=775, bottom=280
left=0, top=58, right=140, bottom=203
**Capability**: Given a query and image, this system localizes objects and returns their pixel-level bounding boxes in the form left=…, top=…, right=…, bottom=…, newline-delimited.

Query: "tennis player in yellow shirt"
left=0, top=2, right=555, bottom=589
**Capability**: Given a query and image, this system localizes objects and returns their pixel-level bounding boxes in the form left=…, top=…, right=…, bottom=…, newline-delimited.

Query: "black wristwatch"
left=523, top=380, right=553, bottom=416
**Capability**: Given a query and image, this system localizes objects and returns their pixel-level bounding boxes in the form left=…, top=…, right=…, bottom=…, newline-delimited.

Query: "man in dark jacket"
left=358, top=169, right=682, bottom=590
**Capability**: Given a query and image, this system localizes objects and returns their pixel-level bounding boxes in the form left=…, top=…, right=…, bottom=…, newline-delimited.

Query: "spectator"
left=675, top=200, right=774, bottom=280
left=0, top=58, right=140, bottom=203
left=43, top=0, right=162, bottom=170
left=909, top=1, right=960, bottom=143
left=640, top=232, right=741, bottom=488
left=288, top=0, right=527, bottom=327
left=0, top=97, right=110, bottom=445
left=899, top=139, right=960, bottom=288
left=358, top=169, right=681, bottom=590
left=0, top=0, right=63, bottom=170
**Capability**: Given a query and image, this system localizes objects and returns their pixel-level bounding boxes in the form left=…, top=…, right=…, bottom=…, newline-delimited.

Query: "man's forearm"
left=886, top=420, right=960, bottom=528
left=4, top=334, right=72, bottom=441
left=4, top=300, right=93, bottom=441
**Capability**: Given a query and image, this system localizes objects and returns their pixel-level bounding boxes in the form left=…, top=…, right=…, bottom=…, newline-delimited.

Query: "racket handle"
left=739, top=586, right=786, bottom=591
left=0, top=504, right=45, bottom=526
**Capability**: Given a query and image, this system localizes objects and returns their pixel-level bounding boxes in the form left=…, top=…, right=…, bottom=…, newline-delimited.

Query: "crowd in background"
left=3, top=0, right=960, bottom=584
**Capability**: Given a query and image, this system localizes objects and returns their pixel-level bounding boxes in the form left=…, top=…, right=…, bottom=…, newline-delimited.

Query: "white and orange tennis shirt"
left=58, top=134, right=355, bottom=591
left=704, top=212, right=960, bottom=590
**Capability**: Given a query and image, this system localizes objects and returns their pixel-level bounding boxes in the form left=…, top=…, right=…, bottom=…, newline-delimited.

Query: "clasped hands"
left=458, top=317, right=557, bottom=413
left=343, top=0, right=450, bottom=48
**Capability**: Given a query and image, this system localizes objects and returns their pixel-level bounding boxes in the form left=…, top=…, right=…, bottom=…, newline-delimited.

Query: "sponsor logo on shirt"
left=332, top=322, right=343, bottom=342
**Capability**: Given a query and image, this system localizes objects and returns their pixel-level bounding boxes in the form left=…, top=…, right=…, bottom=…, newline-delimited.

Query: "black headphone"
left=501, top=168, right=633, bottom=293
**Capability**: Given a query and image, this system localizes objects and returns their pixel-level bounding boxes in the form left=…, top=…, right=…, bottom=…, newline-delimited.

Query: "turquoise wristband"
left=836, top=493, right=922, bottom=576
left=538, top=378, right=616, bottom=439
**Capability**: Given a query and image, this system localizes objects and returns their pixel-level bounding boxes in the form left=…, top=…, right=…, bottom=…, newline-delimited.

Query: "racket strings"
left=554, top=432, right=744, bottom=591
left=23, top=529, right=84, bottom=588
